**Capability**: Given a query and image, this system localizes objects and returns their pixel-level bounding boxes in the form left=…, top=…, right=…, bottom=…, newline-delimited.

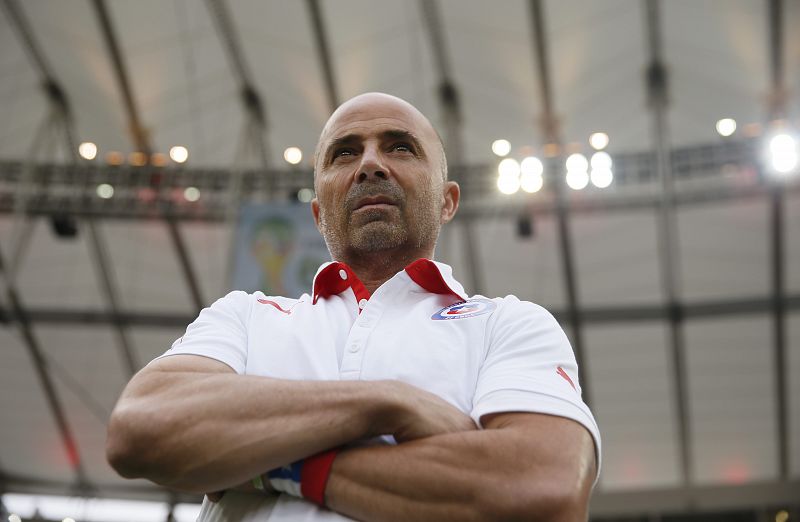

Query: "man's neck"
left=339, top=247, right=434, bottom=295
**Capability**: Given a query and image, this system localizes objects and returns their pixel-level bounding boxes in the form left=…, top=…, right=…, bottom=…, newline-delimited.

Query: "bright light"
left=169, top=146, right=189, bottom=163
left=589, top=132, right=609, bottom=150
left=769, top=133, right=798, bottom=173
left=519, top=156, right=544, bottom=193
left=770, top=134, right=794, bottom=154
left=1, top=493, right=201, bottom=522
left=96, top=184, right=114, bottom=199
left=520, top=156, right=543, bottom=177
left=9, top=515, right=22, bottom=522
left=151, top=152, right=168, bottom=167
left=520, top=172, right=543, bottom=193
left=775, top=510, right=789, bottom=522
left=497, top=173, right=520, bottom=194
left=129, top=151, right=147, bottom=166
left=283, top=146, right=303, bottom=165
left=498, top=158, right=520, bottom=177
left=78, top=141, right=97, bottom=160
left=565, top=153, right=588, bottom=172
left=105, top=151, right=123, bottom=166
left=566, top=169, right=589, bottom=190
left=63, top=518, right=76, bottom=522
left=183, top=187, right=200, bottom=202
left=590, top=151, right=612, bottom=170
left=491, top=139, right=511, bottom=157
left=716, top=118, right=737, bottom=137
left=297, top=188, right=314, bottom=203
left=591, top=168, right=613, bottom=188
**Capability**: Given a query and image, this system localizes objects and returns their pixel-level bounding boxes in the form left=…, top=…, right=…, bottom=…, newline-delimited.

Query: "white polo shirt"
left=160, top=259, right=601, bottom=522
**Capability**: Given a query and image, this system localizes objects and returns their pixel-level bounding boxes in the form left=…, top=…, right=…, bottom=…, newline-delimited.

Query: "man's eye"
left=392, top=143, right=413, bottom=153
left=333, top=149, right=354, bottom=159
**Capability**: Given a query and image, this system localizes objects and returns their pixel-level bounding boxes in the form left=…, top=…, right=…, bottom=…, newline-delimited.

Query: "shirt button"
left=339, top=269, right=348, bottom=280
left=358, top=298, right=368, bottom=309
left=348, top=343, right=359, bottom=353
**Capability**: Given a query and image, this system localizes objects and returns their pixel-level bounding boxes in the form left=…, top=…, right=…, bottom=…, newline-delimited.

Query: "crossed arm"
left=107, top=354, right=596, bottom=521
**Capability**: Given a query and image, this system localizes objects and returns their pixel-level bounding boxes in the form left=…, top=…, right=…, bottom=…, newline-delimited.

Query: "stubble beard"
left=318, top=184, right=441, bottom=262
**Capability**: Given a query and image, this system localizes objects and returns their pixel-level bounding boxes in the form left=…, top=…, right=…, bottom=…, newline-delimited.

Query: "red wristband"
left=300, top=448, right=340, bottom=506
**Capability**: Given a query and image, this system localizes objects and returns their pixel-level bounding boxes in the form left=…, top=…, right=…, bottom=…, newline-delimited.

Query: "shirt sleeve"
left=154, top=290, right=252, bottom=374
left=470, top=296, right=602, bottom=478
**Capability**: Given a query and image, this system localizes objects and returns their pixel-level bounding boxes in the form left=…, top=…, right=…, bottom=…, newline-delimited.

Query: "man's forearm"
left=107, top=368, right=398, bottom=494
left=325, top=414, right=596, bottom=522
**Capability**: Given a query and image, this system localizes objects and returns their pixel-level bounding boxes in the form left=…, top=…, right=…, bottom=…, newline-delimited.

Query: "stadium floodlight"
left=589, top=132, right=609, bottom=150
left=566, top=169, right=589, bottom=190
left=590, top=168, right=613, bottom=188
left=170, top=146, right=189, bottom=163
left=768, top=133, right=798, bottom=174
left=284, top=146, right=303, bottom=165
left=78, top=142, right=97, bottom=160
left=716, top=118, right=736, bottom=137
left=492, top=139, right=511, bottom=157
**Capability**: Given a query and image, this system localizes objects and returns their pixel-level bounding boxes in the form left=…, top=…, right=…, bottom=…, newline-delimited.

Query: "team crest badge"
left=431, top=299, right=497, bottom=320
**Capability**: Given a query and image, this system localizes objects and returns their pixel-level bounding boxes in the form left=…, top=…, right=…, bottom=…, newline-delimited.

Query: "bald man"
left=107, top=93, right=600, bottom=521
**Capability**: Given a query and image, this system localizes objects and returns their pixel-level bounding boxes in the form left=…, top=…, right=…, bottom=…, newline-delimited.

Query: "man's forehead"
left=320, top=94, right=437, bottom=145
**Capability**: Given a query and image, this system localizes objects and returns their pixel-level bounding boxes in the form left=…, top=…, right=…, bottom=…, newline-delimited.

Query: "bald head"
left=314, top=93, right=448, bottom=183
left=309, top=91, right=460, bottom=271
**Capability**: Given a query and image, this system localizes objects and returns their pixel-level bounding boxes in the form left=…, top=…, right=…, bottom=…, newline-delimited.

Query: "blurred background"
left=0, top=0, right=799, bottom=521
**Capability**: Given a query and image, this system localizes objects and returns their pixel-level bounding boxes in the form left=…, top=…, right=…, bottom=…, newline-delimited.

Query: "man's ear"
left=440, top=181, right=460, bottom=224
left=311, top=198, right=322, bottom=231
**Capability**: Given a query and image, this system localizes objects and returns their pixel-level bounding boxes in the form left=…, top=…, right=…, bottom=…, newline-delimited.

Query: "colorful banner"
left=232, top=203, right=330, bottom=298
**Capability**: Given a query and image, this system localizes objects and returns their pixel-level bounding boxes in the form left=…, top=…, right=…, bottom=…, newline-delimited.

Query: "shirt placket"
left=339, top=279, right=387, bottom=380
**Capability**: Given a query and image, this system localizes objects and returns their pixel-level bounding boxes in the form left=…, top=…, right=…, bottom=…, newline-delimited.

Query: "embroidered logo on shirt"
left=431, top=299, right=497, bottom=320
left=257, top=298, right=292, bottom=315
left=556, top=366, right=576, bottom=390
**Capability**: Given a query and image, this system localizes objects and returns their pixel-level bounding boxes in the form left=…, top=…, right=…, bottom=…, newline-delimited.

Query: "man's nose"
left=356, top=146, right=388, bottom=182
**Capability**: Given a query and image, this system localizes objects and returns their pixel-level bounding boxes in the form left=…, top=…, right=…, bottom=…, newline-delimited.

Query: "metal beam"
left=589, top=480, right=800, bottom=517
left=0, top=244, right=89, bottom=488
left=419, top=0, right=485, bottom=295
left=0, top=0, right=56, bottom=84
left=4, top=0, right=140, bottom=376
left=766, top=0, right=789, bottom=481
left=90, top=0, right=150, bottom=154
left=0, top=0, right=63, bottom=282
left=2, top=472, right=201, bottom=504
left=643, top=0, right=692, bottom=490
left=0, top=0, right=130, bottom=488
left=769, top=184, right=788, bottom=481
left=527, top=0, right=590, bottom=405
left=306, top=0, right=339, bottom=113
left=50, top=81, right=141, bottom=377
left=767, top=0, right=786, bottom=121
left=90, top=0, right=205, bottom=313
left=1, top=464, right=799, bottom=517
left=205, top=0, right=270, bottom=168
left=1, top=153, right=798, bottom=222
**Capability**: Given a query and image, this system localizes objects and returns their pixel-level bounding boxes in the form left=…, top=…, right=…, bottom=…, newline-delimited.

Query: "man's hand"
left=326, top=412, right=597, bottom=522
left=204, top=379, right=476, bottom=503
left=380, top=381, right=476, bottom=442
left=108, top=355, right=468, bottom=494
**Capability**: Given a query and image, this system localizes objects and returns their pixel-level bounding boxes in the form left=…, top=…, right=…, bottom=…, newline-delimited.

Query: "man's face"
left=311, top=93, right=457, bottom=262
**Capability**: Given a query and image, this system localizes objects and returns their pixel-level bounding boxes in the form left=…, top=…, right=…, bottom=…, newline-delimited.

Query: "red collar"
left=312, top=259, right=465, bottom=304
left=312, top=263, right=370, bottom=304
left=404, top=259, right=465, bottom=302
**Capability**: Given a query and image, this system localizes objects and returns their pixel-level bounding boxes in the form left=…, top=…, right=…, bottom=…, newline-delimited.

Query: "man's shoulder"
left=207, top=290, right=305, bottom=317
left=215, top=290, right=303, bottom=305
left=471, top=293, right=555, bottom=317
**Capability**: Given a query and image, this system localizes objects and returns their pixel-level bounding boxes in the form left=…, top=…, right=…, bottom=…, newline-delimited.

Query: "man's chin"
left=349, top=222, right=407, bottom=253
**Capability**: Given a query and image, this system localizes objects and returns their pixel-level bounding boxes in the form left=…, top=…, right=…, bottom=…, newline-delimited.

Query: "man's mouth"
left=353, top=195, right=397, bottom=211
